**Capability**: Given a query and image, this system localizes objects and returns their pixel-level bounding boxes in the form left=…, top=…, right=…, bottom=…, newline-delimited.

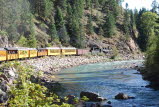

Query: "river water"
left=54, top=60, right=159, bottom=107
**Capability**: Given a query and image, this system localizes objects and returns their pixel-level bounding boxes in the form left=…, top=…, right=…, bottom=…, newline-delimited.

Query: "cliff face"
left=0, top=35, right=8, bottom=47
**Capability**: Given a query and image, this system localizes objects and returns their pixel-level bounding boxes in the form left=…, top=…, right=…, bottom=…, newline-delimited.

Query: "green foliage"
left=123, top=7, right=130, bottom=36
left=2, top=62, right=72, bottom=107
left=111, top=46, right=119, bottom=59
left=136, top=8, right=147, bottom=51
left=27, top=35, right=37, bottom=48
left=140, top=12, right=157, bottom=51
left=17, top=36, right=28, bottom=47
left=58, top=25, right=70, bottom=46
left=103, top=12, right=116, bottom=37
left=0, top=30, right=8, bottom=37
left=143, top=12, right=159, bottom=83
left=87, top=15, right=94, bottom=35
left=50, top=22, right=59, bottom=42
left=55, top=7, right=65, bottom=30
left=81, top=96, right=89, bottom=101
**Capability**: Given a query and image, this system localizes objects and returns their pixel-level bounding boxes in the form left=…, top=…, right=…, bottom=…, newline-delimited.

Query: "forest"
left=0, top=0, right=151, bottom=49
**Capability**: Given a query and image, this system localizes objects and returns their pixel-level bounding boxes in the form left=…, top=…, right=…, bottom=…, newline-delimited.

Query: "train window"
left=8, top=50, right=18, bottom=54
left=30, top=51, right=37, bottom=54
left=50, top=50, right=60, bottom=53
left=65, top=49, right=75, bottom=52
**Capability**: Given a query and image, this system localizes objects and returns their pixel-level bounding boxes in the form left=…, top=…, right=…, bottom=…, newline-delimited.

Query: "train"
left=0, top=47, right=90, bottom=62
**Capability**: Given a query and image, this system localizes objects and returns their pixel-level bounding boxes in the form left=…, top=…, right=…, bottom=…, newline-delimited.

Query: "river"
left=53, top=60, right=159, bottom=107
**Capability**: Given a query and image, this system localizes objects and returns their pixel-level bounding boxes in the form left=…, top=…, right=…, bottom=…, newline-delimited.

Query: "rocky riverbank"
left=21, top=54, right=143, bottom=81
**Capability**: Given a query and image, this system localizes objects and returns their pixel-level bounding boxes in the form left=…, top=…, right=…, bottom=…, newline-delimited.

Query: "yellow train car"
left=29, top=48, right=38, bottom=58
left=5, top=48, right=19, bottom=60
left=37, top=48, right=48, bottom=57
left=61, top=47, right=76, bottom=55
left=0, top=48, right=7, bottom=61
left=46, top=47, right=61, bottom=56
left=18, top=48, right=29, bottom=59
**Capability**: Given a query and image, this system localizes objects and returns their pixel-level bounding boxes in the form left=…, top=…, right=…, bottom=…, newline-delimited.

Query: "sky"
left=122, top=0, right=159, bottom=10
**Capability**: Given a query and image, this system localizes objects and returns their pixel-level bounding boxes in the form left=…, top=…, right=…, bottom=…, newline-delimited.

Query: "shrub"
left=1, top=62, right=72, bottom=107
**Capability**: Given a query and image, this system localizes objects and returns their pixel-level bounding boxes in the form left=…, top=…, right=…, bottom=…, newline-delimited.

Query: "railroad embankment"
left=22, top=54, right=143, bottom=81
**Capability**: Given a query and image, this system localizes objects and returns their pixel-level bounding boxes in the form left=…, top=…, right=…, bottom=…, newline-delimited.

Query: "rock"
left=0, top=80, right=9, bottom=92
left=107, top=101, right=111, bottom=104
left=115, top=93, right=135, bottom=100
left=4, top=67, right=16, bottom=78
left=115, top=93, right=129, bottom=100
left=80, top=91, right=107, bottom=102
left=0, top=74, right=9, bottom=83
left=67, top=95, right=76, bottom=104
left=0, top=89, right=8, bottom=103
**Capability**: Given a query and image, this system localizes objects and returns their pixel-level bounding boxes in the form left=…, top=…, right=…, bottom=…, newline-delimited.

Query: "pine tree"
left=50, top=22, right=59, bottom=42
left=123, top=4, right=130, bottom=36
left=55, top=7, right=65, bottom=30
left=58, top=25, right=70, bottom=45
left=54, top=0, right=67, bottom=12
left=94, top=0, right=100, bottom=8
left=151, top=0, right=158, bottom=13
left=85, top=0, right=91, bottom=9
left=103, top=12, right=116, bottom=37
left=87, top=15, right=94, bottom=35
left=98, top=27, right=104, bottom=36
left=27, top=14, right=37, bottom=48
left=102, top=0, right=118, bottom=20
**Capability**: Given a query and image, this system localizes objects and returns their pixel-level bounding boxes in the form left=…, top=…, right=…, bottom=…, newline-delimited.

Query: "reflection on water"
left=54, top=60, right=159, bottom=107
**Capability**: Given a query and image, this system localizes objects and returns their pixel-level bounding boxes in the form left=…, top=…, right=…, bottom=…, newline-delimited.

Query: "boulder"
left=115, top=93, right=135, bottom=100
left=67, top=95, right=76, bottom=104
left=80, top=91, right=107, bottom=102
left=107, top=101, right=111, bottom=104
left=0, top=80, right=9, bottom=92
left=0, top=89, right=8, bottom=103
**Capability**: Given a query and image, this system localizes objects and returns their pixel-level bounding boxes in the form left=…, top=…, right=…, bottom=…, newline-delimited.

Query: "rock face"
left=67, top=95, right=76, bottom=104
left=80, top=91, right=107, bottom=102
left=0, top=35, right=9, bottom=47
left=0, top=67, right=17, bottom=103
left=115, top=93, right=135, bottom=100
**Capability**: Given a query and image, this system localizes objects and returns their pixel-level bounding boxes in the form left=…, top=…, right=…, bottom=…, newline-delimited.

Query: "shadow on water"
left=53, top=60, right=159, bottom=107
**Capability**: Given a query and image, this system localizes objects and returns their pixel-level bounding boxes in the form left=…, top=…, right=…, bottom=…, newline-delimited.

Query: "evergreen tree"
left=98, top=27, right=104, bottom=36
left=102, top=0, right=118, bottom=20
left=58, top=25, right=70, bottom=45
left=123, top=4, right=130, bottom=36
left=145, top=13, right=159, bottom=83
left=137, top=8, right=148, bottom=51
left=93, top=0, right=100, bottom=8
left=103, top=12, right=116, bottom=37
left=85, top=0, right=91, bottom=9
left=87, top=15, right=94, bottom=35
left=54, top=0, right=67, bottom=12
left=151, top=0, right=158, bottom=13
left=140, top=12, right=157, bottom=51
left=55, top=7, right=65, bottom=30
left=50, top=22, right=59, bottom=42
left=27, top=14, right=37, bottom=48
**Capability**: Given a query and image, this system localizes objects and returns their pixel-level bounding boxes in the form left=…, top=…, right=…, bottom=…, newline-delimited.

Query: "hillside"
left=0, top=0, right=141, bottom=57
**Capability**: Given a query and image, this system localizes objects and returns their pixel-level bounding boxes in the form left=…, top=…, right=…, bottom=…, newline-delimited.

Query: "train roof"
left=0, top=48, right=6, bottom=50
left=61, top=47, right=76, bottom=49
left=37, top=48, right=47, bottom=50
left=28, top=48, right=37, bottom=50
left=5, top=47, right=29, bottom=50
left=46, top=47, right=61, bottom=49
